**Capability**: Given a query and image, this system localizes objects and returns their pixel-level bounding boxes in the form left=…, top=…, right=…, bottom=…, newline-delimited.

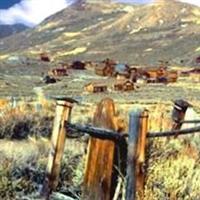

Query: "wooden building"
left=84, top=82, right=108, bottom=93
left=71, top=61, right=86, bottom=70
left=141, top=67, right=170, bottom=83
left=95, top=63, right=114, bottom=76
left=42, top=75, right=57, bottom=84
left=114, top=80, right=134, bottom=91
left=40, top=53, right=50, bottom=62
left=167, top=70, right=178, bottom=83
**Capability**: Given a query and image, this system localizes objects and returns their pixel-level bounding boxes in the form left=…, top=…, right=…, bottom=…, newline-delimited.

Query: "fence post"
left=137, top=110, right=149, bottom=199
left=41, top=97, right=77, bottom=199
left=84, top=137, right=116, bottom=200
left=83, top=99, right=120, bottom=200
left=126, top=109, right=148, bottom=200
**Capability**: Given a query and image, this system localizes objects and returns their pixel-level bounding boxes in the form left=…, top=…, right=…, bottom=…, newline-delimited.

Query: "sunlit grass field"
left=0, top=93, right=200, bottom=199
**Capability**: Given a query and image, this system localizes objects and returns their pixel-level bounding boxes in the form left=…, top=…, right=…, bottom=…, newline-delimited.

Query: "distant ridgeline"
left=0, top=24, right=28, bottom=39
left=0, top=0, right=200, bottom=65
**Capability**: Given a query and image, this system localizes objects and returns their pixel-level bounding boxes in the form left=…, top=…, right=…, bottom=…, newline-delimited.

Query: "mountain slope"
left=0, top=24, right=28, bottom=39
left=0, top=0, right=200, bottom=66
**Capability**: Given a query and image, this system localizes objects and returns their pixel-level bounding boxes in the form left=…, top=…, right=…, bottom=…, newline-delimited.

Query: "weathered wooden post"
left=126, top=109, right=141, bottom=200
left=126, top=109, right=149, bottom=200
left=84, top=138, right=116, bottom=200
left=137, top=110, right=149, bottom=199
left=83, top=98, right=121, bottom=200
left=41, top=97, right=77, bottom=199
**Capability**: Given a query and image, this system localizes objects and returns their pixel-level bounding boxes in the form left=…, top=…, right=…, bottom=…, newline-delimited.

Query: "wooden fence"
left=40, top=97, right=200, bottom=200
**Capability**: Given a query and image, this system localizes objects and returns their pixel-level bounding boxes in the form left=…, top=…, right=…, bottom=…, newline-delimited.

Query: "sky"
left=0, top=0, right=200, bottom=27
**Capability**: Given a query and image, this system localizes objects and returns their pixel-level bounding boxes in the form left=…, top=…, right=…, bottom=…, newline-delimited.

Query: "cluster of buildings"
left=84, top=58, right=178, bottom=93
left=40, top=55, right=179, bottom=93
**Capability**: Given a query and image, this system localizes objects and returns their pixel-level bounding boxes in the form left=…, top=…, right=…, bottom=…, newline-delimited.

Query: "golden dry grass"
left=0, top=100, right=200, bottom=199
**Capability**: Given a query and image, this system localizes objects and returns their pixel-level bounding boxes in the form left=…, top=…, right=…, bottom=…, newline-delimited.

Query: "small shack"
left=167, top=70, right=178, bottom=83
left=84, top=82, right=108, bottom=93
left=40, top=53, right=50, bottom=62
left=141, top=67, right=168, bottom=83
left=42, top=75, right=57, bottom=84
left=114, top=80, right=134, bottom=91
left=95, top=63, right=114, bottom=76
left=71, top=61, right=85, bottom=70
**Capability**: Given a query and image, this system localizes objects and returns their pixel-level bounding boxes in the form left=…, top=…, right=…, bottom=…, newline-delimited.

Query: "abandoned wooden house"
left=167, top=70, right=178, bottom=83
left=40, top=53, right=50, bottom=62
left=114, top=80, right=134, bottom=91
left=141, top=68, right=159, bottom=83
left=49, top=68, right=68, bottom=76
left=42, top=75, right=57, bottom=84
left=71, top=61, right=86, bottom=70
left=84, top=82, right=108, bottom=93
left=95, top=63, right=114, bottom=76
left=141, top=67, right=168, bottom=83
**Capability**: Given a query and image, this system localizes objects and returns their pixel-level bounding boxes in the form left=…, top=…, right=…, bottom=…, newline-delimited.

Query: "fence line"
left=181, top=120, right=200, bottom=124
left=41, top=97, right=200, bottom=200
left=66, top=122, right=200, bottom=139
left=66, top=122, right=127, bottom=141
left=148, top=126, right=200, bottom=137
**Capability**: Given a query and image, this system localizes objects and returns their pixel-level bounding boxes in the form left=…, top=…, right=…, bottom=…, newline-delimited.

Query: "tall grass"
left=0, top=100, right=200, bottom=199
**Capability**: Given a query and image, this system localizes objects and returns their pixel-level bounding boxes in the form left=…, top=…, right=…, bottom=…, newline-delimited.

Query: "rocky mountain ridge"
left=0, top=0, right=200, bottom=66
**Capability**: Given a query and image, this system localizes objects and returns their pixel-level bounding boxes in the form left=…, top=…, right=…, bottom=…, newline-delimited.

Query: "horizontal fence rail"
left=181, top=120, right=200, bottom=124
left=65, top=122, right=127, bottom=141
left=66, top=122, right=200, bottom=139
left=148, top=126, right=200, bottom=138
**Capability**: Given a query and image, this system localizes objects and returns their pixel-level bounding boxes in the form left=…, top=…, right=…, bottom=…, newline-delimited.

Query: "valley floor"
left=1, top=61, right=200, bottom=199
left=1, top=61, right=200, bottom=105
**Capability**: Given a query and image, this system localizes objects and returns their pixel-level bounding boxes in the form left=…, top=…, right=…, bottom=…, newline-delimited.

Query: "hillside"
left=0, top=24, right=28, bottom=39
left=0, top=0, right=200, bottom=65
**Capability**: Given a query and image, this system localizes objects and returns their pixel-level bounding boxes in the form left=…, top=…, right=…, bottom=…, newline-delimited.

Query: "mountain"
left=0, top=0, right=200, bottom=66
left=0, top=24, right=28, bottom=39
